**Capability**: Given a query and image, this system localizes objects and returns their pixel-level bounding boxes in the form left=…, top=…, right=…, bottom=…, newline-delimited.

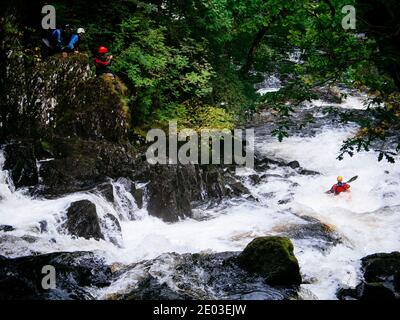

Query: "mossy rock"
left=54, top=75, right=130, bottom=142
left=237, top=236, right=302, bottom=286
left=21, top=53, right=130, bottom=142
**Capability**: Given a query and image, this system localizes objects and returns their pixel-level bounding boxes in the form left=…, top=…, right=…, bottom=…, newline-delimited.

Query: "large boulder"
left=146, top=164, right=249, bottom=222
left=38, top=138, right=139, bottom=196
left=111, top=251, right=299, bottom=300
left=362, top=252, right=400, bottom=286
left=237, top=236, right=302, bottom=286
left=1, top=52, right=130, bottom=142
left=3, top=142, right=38, bottom=188
left=29, top=54, right=129, bottom=142
left=65, top=200, right=104, bottom=240
left=338, top=252, right=400, bottom=300
left=0, top=251, right=111, bottom=300
left=146, top=164, right=200, bottom=222
left=53, top=74, right=130, bottom=142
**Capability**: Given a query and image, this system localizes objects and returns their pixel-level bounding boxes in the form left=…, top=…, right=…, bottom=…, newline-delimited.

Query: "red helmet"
left=98, top=46, right=108, bottom=54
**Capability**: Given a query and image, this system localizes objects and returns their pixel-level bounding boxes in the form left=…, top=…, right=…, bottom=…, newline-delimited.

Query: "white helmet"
left=77, top=28, right=85, bottom=34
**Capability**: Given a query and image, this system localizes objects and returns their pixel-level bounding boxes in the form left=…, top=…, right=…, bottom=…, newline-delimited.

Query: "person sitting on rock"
left=64, top=27, right=85, bottom=54
left=51, top=24, right=71, bottom=51
left=94, top=46, right=114, bottom=77
left=42, top=24, right=71, bottom=56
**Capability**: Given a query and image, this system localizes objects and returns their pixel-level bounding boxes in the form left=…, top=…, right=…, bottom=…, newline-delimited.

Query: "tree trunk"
left=241, top=26, right=268, bottom=75
left=241, top=11, right=288, bottom=76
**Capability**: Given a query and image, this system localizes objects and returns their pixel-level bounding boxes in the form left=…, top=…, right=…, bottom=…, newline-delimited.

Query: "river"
left=1, top=88, right=399, bottom=300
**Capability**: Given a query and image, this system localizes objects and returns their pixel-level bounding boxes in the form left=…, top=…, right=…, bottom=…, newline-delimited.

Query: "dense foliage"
left=1, top=0, right=399, bottom=160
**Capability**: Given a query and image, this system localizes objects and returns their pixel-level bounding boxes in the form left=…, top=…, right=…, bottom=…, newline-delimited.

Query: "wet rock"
left=288, top=161, right=300, bottom=169
left=337, top=252, right=400, bottom=300
left=0, top=225, right=15, bottom=232
left=54, top=75, right=130, bottom=142
left=15, top=54, right=128, bottom=142
left=96, top=182, right=114, bottom=203
left=0, top=234, right=38, bottom=257
left=254, top=155, right=275, bottom=170
left=3, top=142, right=38, bottom=188
left=39, top=138, right=139, bottom=196
left=237, top=237, right=302, bottom=286
left=21, top=235, right=39, bottom=243
left=338, top=282, right=396, bottom=301
left=130, top=184, right=144, bottom=209
left=39, top=221, right=48, bottom=233
left=122, top=276, right=193, bottom=300
left=360, top=282, right=396, bottom=300
left=146, top=164, right=197, bottom=222
left=249, top=174, right=261, bottom=185
left=116, top=251, right=299, bottom=300
left=278, top=217, right=342, bottom=248
left=299, top=168, right=320, bottom=176
left=0, top=251, right=111, bottom=300
left=201, top=165, right=226, bottom=199
left=146, top=164, right=235, bottom=222
left=65, top=200, right=104, bottom=241
left=103, top=213, right=121, bottom=233
left=336, top=287, right=358, bottom=300
left=226, top=180, right=250, bottom=196
left=146, top=162, right=252, bottom=222
left=255, top=154, right=302, bottom=171
left=102, top=213, right=122, bottom=247
left=246, top=195, right=259, bottom=202
left=362, top=252, right=400, bottom=286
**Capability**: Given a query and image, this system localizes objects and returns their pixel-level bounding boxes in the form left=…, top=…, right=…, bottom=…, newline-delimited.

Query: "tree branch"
left=322, top=0, right=336, bottom=17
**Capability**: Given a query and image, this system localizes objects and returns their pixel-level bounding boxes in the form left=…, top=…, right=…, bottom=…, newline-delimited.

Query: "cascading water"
left=1, top=86, right=399, bottom=300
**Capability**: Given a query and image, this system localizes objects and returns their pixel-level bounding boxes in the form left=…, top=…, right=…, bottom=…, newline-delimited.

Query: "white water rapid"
left=1, top=90, right=399, bottom=300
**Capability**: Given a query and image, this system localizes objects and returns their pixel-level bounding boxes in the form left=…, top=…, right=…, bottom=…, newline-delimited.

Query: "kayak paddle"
left=346, top=176, right=358, bottom=183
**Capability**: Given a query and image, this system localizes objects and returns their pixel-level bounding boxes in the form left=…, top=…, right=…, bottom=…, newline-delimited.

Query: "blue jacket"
left=66, top=34, right=79, bottom=51
left=51, top=29, right=63, bottom=49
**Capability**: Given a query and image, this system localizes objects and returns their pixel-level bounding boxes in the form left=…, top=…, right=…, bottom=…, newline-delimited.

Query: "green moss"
left=40, top=140, right=51, bottom=152
left=30, top=54, right=131, bottom=143
left=237, top=236, right=302, bottom=286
